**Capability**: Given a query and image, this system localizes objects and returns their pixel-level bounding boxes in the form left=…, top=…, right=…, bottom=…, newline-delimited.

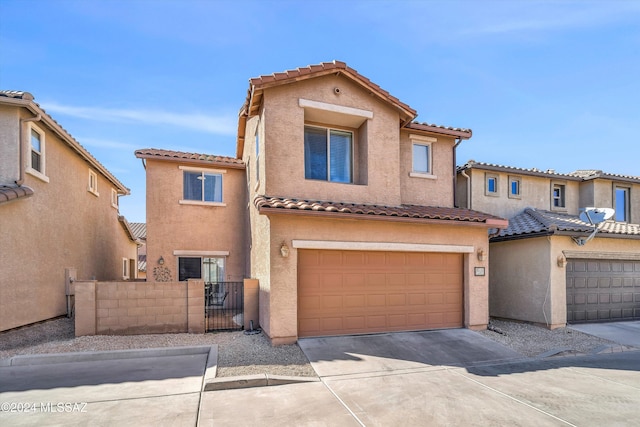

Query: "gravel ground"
left=0, top=317, right=317, bottom=378
left=477, top=318, right=617, bottom=357
left=0, top=317, right=619, bottom=377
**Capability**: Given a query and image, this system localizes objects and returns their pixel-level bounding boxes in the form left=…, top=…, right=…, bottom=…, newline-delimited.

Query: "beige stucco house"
left=457, top=161, right=640, bottom=328
left=0, top=90, right=138, bottom=332
left=237, top=61, right=507, bottom=344
left=138, top=61, right=508, bottom=344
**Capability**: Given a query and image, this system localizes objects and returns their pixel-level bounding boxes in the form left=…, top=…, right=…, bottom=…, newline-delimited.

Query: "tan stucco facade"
left=143, top=158, right=247, bottom=282
left=254, top=214, right=491, bottom=344
left=490, top=235, right=640, bottom=328
left=238, top=68, right=497, bottom=343
left=0, top=104, right=137, bottom=331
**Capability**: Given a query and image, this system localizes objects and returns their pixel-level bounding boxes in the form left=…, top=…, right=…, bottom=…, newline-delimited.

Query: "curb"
left=203, top=374, right=320, bottom=391
left=0, top=345, right=214, bottom=367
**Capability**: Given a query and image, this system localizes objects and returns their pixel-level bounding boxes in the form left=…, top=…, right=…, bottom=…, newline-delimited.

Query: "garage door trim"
left=292, top=239, right=474, bottom=253
left=564, top=251, right=640, bottom=261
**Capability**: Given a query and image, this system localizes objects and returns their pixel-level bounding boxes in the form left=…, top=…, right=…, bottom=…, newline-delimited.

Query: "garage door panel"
left=298, top=250, right=463, bottom=337
left=567, top=259, right=640, bottom=323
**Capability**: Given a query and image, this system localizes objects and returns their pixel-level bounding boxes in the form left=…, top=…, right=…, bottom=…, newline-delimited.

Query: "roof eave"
left=257, top=205, right=503, bottom=229
left=404, top=123, right=472, bottom=139
left=134, top=152, right=245, bottom=170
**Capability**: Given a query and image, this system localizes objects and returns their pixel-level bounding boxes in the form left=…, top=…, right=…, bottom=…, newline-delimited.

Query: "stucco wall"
left=260, top=214, right=491, bottom=343
left=0, top=110, right=136, bottom=332
left=144, top=159, right=246, bottom=282
left=261, top=74, right=403, bottom=206
left=490, top=235, right=640, bottom=328
left=466, top=168, right=581, bottom=218
left=399, top=132, right=455, bottom=207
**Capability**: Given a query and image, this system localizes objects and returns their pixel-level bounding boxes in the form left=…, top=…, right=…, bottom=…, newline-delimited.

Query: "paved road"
left=2, top=325, right=639, bottom=426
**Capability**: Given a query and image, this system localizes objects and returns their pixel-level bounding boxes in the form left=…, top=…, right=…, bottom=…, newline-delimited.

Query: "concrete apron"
left=298, top=328, right=526, bottom=378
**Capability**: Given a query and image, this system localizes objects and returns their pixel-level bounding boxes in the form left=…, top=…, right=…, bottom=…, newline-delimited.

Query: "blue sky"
left=1, top=0, right=639, bottom=223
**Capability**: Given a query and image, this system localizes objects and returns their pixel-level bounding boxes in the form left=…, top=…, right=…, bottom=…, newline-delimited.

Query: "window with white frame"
left=412, top=144, right=430, bottom=174
left=552, top=183, right=566, bottom=209
left=88, top=170, right=99, bottom=196
left=255, top=132, right=260, bottom=185
left=409, top=134, right=436, bottom=178
left=508, top=176, right=521, bottom=199
left=485, top=173, right=499, bottom=196
left=27, top=123, right=48, bottom=182
left=615, top=186, right=630, bottom=222
left=304, top=125, right=353, bottom=183
left=180, top=166, right=224, bottom=204
left=111, top=188, right=119, bottom=208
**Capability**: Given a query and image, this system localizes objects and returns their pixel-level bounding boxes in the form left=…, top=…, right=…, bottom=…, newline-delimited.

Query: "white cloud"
left=80, top=137, right=139, bottom=150
left=41, top=102, right=237, bottom=135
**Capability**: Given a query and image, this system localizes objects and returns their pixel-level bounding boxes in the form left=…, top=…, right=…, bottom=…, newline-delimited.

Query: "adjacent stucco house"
left=0, top=90, right=138, bottom=332
left=130, top=222, right=147, bottom=279
left=457, top=161, right=640, bottom=328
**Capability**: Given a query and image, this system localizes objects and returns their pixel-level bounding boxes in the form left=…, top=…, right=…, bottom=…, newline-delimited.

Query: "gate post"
left=75, top=280, right=97, bottom=336
left=244, top=279, right=259, bottom=330
left=187, top=279, right=205, bottom=333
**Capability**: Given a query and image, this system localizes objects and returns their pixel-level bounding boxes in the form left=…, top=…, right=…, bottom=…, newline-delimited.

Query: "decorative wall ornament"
left=153, top=266, right=172, bottom=282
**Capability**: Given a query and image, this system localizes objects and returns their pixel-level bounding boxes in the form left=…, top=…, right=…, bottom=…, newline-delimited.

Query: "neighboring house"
left=0, top=90, right=138, bottom=332
left=235, top=61, right=507, bottom=344
left=457, top=161, right=640, bottom=328
left=130, top=222, right=147, bottom=279
left=134, top=149, right=247, bottom=284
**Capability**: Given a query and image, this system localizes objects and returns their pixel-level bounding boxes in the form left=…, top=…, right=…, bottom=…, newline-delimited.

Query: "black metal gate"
left=205, top=282, right=244, bottom=331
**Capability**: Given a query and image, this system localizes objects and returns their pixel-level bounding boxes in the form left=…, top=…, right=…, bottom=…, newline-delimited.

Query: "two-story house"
left=457, top=161, right=640, bottom=328
left=236, top=61, right=507, bottom=344
left=0, top=91, right=138, bottom=332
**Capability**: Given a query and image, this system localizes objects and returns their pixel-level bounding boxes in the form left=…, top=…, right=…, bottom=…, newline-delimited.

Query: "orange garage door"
left=298, top=250, right=463, bottom=337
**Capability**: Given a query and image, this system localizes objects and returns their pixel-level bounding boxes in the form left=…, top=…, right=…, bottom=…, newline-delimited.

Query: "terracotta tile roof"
left=135, top=148, right=244, bottom=169
left=244, top=60, right=416, bottom=120
left=129, top=222, right=147, bottom=240
left=0, top=90, right=130, bottom=194
left=406, top=122, right=472, bottom=139
left=494, top=208, right=640, bottom=241
left=458, top=161, right=582, bottom=180
left=254, top=195, right=508, bottom=227
left=118, top=216, right=141, bottom=244
left=459, top=161, right=640, bottom=183
left=570, top=169, right=640, bottom=183
left=0, top=185, right=34, bottom=205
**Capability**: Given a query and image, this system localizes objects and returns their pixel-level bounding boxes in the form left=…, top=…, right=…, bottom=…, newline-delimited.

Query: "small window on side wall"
left=88, top=170, right=99, bottom=196
left=508, top=176, right=521, bottom=199
left=485, top=173, right=499, bottom=196
left=412, top=143, right=430, bottom=174
left=26, top=123, right=49, bottom=182
left=111, top=188, right=119, bottom=209
left=552, top=183, right=566, bottom=209
left=182, top=169, right=223, bottom=203
left=122, top=258, right=130, bottom=280
left=615, top=186, right=630, bottom=222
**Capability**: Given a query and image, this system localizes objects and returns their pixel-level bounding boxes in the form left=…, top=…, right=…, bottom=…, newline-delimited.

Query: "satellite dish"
left=579, top=207, right=615, bottom=225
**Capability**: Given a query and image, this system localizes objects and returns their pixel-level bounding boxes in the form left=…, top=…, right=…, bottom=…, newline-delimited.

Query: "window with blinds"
left=304, top=125, right=353, bottom=183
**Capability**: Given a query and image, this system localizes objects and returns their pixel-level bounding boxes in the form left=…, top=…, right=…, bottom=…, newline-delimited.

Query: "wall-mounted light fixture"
left=280, top=242, right=290, bottom=258
left=158, top=256, right=165, bottom=265
left=557, top=255, right=566, bottom=268
left=477, top=248, right=486, bottom=262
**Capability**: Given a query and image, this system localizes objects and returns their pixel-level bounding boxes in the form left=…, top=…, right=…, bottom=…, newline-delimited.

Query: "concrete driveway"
left=570, top=320, right=640, bottom=348
left=0, top=346, right=214, bottom=426
left=3, top=329, right=640, bottom=426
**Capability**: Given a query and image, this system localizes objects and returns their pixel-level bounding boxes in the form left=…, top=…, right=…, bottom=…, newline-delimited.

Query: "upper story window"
left=485, top=173, right=499, bottom=196
left=552, top=183, right=566, bottom=209
left=615, top=186, right=630, bottom=222
left=304, top=125, right=353, bottom=183
left=111, top=188, right=119, bottom=209
left=409, top=134, right=436, bottom=179
left=26, top=123, right=49, bottom=182
left=255, top=132, right=260, bottom=185
left=179, top=166, right=225, bottom=206
left=88, top=170, right=99, bottom=196
left=508, top=176, right=521, bottom=199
